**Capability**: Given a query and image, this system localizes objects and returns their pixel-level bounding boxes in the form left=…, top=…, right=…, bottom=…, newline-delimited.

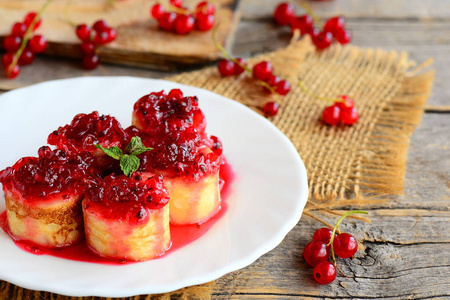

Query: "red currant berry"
left=28, top=35, right=47, bottom=53
left=335, top=29, right=352, bottom=45
left=303, top=241, right=330, bottom=267
left=333, top=233, right=358, bottom=258
left=335, top=95, right=354, bottom=110
left=4, top=36, right=22, bottom=52
left=273, top=2, right=295, bottom=26
left=170, top=0, right=183, bottom=8
left=93, top=20, right=108, bottom=32
left=313, top=227, right=333, bottom=245
left=82, top=54, right=100, bottom=70
left=217, top=59, right=235, bottom=76
left=313, top=261, right=337, bottom=285
left=174, top=15, right=195, bottom=35
left=253, top=61, right=273, bottom=81
left=322, top=105, right=341, bottom=125
left=275, top=79, right=291, bottom=96
left=80, top=41, right=96, bottom=55
left=323, top=16, right=345, bottom=36
left=11, top=22, right=27, bottom=38
left=104, top=27, right=117, bottom=42
left=262, top=101, right=280, bottom=117
left=233, top=57, right=246, bottom=75
left=196, top=1, right=215, bottom=15
left=76, top=24, right=91, bottom=41
left=94, top=31, right=110, bottom=45
left=4, top=64, right=20, bottom=79
left=2, top=53, right=14, bottom=68
left=341, top=107, right=359, bottom=125
left=290, top=14, right=314, bottom=35
left=312, top=31, right=333, bottom=50
left=151, top=4, right=165, bottom=20
left=195, top=13, right=215, bottom=31
left=24, top=12, right=41, bottom=31
left=18, top=48, right=35, bottom=65
left=158, top=12, right=177, bottom=31
left=168, top=88, right=184, bottom=99
left=263, top=74, right=281, bottom=93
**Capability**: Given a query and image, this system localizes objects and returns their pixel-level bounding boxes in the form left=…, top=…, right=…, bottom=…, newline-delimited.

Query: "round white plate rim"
left=0, top=76, right=308, bottom=297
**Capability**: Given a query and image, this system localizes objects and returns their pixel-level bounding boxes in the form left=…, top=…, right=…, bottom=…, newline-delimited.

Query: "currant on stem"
left=150, top=0, right=216, bottom=34
left=273, top=2, right=352, bottom=50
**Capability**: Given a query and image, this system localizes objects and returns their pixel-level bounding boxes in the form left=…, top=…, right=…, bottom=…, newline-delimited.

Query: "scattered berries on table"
left=151, top=0, right=216, bottom=34
left=2, top=11, right=47, bottom=79
left=74, top=19, right=117, bottom=70
left=273, top=2, right=352, bottom=50
left=302, top=210, right=368, bottom=285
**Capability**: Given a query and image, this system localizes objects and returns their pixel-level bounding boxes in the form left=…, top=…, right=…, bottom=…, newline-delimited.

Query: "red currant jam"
left=0, top=147, right=96, bottom=201
left=47, top=111, right=127, bottom=154
left=0, top=160, right=234, bottom=265
left=132, top=90, right=207, bottom=139
left=83, top=174, right=169, bottom=224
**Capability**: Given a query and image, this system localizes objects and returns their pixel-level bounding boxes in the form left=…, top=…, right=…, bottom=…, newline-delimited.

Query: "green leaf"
left=125, top=136, right=153, bottom=156
left=120, top=154, right=140, bottom=177
left=95, top=144, right=123, bottom=160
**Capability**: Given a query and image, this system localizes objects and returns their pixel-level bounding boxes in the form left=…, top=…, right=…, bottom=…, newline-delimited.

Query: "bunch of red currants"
left=75, top=20, right=117, bottom=70
left=2, top=12, right=47, bottom=79
left=151, top=0, right=215, bottom=35
left=274, top=2, right=351, bottom=50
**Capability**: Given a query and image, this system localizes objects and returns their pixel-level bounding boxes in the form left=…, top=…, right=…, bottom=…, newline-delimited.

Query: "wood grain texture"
left=0, top=0, right=242, bottom=70
left=0, top=0, right=449, bottom=299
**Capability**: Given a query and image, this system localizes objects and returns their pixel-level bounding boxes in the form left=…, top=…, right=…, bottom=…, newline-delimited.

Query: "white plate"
left=0, top=77, right=308, bottom=297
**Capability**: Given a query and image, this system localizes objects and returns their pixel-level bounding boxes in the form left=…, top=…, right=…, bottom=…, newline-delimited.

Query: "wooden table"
left=0, top=0, right=449, bottom=298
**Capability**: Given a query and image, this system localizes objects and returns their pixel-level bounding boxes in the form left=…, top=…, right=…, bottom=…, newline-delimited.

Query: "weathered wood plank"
left=241, top=0, right=450, bottom=20
left=0, top=0, right=242, bottom=70
left=210, top=112, right=450, bottom=299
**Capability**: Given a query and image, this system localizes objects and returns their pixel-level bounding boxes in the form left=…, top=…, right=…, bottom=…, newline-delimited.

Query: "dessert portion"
left=48, top=111, right=126, bottom=171
left=82, top=174, right=171, bottom=261
left=0, top=146, right=96, bottom=248
left=129, top=89, right=224, bottom=224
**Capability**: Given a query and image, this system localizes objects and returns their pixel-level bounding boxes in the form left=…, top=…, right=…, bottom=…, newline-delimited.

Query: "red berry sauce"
left=133, top=89, right=206, bottom=139
left=83, top=174, right=169, bottom=225
left=48, top=111, right=127, bottom=155
left=0, top=160, right=235, bottom=265
left=0, top=147, right=96, bottom=201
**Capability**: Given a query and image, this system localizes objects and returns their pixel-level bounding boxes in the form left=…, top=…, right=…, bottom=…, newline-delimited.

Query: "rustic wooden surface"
left=0, top=0, right=449, bottom=299
left=0, top=0, right=242, bottom=70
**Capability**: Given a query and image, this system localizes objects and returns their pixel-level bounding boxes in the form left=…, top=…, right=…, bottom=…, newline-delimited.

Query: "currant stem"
left=328, top=210, right=368, bottom=267
left=8, top=0, right=53, bottom=76
left=64, top=0, right=76, bottom=27
left=298, top=0, right=323, bottom=28
left=212, top=25, right=252, bottom=73
left=298, top=79, right=345, bottom=104
left=158, top=0, right=190, bottom=15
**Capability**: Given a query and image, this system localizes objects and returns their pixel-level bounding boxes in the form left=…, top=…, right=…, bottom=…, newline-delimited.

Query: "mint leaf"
left=120, top=154, right=140, bottom=177
left=125, top=136, right=153, bottom=156
left=95, top=144, right=123, bottom=160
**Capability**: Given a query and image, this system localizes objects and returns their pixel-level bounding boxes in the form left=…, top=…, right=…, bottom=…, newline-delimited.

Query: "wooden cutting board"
left=0, top=0, right=242, bottom=70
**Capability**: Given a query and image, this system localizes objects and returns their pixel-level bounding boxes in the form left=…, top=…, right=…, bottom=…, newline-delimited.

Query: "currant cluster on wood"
left=303, top=227, right=359, bottom=284
left=274, top=2, right=351, bottom=50
left=322, top=95, right=359, bottom=126
left=2, top=12, right=47, bottom=79
left=75, top=19, right=117, bottom=70
left=151, top=0, right=215, bottom=35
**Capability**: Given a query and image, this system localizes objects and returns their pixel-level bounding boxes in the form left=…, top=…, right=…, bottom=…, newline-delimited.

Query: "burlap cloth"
left=0, top=37, right=434, bottom=299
